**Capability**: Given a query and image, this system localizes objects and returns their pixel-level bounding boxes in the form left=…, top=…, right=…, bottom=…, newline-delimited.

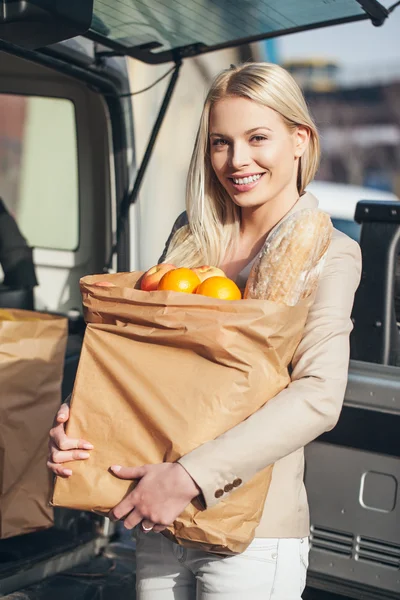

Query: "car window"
left=0, top=94, right=79, bottom=251
left=90, top=0, right=369, bottom=63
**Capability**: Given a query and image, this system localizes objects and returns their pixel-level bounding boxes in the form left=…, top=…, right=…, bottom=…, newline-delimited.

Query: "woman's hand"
left=47, top=403, right=93, bottom=477
left=109, top=463, right=201, bottom=532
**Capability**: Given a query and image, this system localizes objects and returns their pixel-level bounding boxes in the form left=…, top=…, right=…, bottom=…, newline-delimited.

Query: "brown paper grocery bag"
left=0, top=308, right=68, bottom=539
left=52, top=272, right=310, bottom=554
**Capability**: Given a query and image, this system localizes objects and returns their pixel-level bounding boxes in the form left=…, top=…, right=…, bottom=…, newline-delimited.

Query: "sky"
left=277, top=1, right=400, bottom=68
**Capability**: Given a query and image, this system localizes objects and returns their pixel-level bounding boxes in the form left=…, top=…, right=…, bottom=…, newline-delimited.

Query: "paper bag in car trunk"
left=0, top=308, right=68, bottom=539
left=52, top=271, right=310, bottom=554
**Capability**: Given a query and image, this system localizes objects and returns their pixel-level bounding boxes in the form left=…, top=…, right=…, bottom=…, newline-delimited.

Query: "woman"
left=48, top=63, right=361, bottom=599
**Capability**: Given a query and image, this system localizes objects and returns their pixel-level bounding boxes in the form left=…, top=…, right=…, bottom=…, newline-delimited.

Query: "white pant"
left=135, top=531, right=309, bottom=599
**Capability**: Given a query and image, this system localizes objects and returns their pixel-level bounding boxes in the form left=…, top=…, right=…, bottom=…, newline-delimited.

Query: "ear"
left=294, top=126, right=310, bottom=158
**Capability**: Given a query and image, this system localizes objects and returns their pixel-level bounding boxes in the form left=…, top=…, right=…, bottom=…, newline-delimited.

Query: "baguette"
left=244, top=209, right=333, bottom=305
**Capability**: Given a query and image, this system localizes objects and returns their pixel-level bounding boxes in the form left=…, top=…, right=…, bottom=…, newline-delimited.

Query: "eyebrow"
left=209, top=126, right=273, bottom=137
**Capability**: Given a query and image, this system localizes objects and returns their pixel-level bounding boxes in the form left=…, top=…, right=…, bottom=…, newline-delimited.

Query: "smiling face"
left=209, top=96, right=309, bottom=216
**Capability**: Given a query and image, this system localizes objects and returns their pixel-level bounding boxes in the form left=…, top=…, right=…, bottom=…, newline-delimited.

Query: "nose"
left=229, top=142, right=251, bottom=170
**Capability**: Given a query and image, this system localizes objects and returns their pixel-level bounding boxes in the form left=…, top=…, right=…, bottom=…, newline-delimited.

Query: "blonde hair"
left=165, top=62, right=320, bottom=268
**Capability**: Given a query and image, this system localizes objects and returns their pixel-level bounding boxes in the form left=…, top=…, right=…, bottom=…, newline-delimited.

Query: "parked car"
left=307, top=180, right=400, bottom=241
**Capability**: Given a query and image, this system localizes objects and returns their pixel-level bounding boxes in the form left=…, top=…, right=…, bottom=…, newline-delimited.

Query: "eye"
left=212, top=138, right=229, bottom=147
left=251, top=135, right=267, bottom=142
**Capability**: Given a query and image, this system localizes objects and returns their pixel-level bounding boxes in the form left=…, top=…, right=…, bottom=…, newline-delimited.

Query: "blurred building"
left=0, top=95, right=27, bottom=214
left=279, top=56, right=400, bottom=198
left=305, top=78, right=400, bottom=197
left=283, top=58, right=339, bottom=92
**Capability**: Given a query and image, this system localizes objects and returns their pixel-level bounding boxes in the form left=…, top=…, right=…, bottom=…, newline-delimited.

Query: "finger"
left=123, top=508, right=143, bottom=531
left=49, top=423, right=65, bottom=447
left=141, top=519, right=154, bottom=533
left=109, top=492, right=138, bottom=522
left=50, top=426, right=93, bottom=452
left=56, top=403, right=70, bottom=423
left=110, top=465, right=146, bottom=479
left=51, top=404, right=94, bottom=451
left=47, top=461, right=73, bottom=477
left=93, top=281, right=116, bottom=288
left=50, top=448, right=91, bottom=464
left=152, top=525, right=167, bottom=533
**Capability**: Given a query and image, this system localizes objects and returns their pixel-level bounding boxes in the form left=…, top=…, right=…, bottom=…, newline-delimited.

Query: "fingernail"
left=82, top=443, right=94, bottom=450
left=59, top=414, right=66, bottom=420
left=111, top=465, right=121, bottom=472
left=63, top=469, right=73, bottom=476
left=79, top=452, right=90, bottom=459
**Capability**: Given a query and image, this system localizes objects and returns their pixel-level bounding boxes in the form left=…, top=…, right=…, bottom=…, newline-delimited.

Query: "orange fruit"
left=158, top=267, right=201, bottom=294
left=195, top=276, right=242, bottom=300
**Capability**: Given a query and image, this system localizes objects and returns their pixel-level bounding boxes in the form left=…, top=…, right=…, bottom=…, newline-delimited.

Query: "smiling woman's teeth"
left=232, top=174, right=262, bottom=185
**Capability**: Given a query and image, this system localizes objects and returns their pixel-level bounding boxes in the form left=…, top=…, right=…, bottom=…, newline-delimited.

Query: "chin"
left=231, top=190, right=271, bottom=209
